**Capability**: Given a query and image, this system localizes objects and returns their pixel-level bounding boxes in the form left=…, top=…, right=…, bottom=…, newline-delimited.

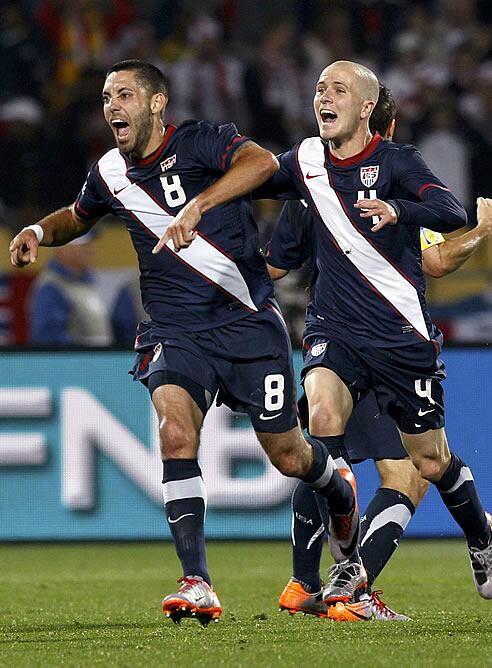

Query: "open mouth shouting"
left=111, top=118, right=131, bottom=144
left=319, top=109, right=338, bottom=127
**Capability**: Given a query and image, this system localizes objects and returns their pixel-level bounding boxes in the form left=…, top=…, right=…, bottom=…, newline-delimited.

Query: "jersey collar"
left=128, top=124, right=177, bottom=166
left=327, top=132, right=382, bottom=167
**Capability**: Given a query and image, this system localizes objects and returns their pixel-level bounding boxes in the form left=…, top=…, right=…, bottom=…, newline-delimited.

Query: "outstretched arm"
left=423, top=197, right=492, bottom=278
left=153, top=142, right=279, bottom=253
left=9, top=205, right=98, bottom=267
left=356, top=146, right=467, bottom=233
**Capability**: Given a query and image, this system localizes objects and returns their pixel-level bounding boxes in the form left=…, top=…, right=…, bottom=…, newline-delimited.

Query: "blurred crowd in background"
left=1, top=0, right=492, bottom=347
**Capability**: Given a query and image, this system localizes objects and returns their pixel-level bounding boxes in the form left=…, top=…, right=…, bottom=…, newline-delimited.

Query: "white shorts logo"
left=310, top=343, right=327, bottom=357
left=153, top=342, right=163, bottom=362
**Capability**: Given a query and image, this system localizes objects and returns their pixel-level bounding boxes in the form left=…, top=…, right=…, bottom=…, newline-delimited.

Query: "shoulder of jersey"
left=179, top=118, right=219, bottom=133
left=297, top=136, right=414, bottom=154
left=98, top=146, right=121, bottom=163
left=379, top=140, right=415, bottom=153
left=178, top=119, right=201, bottom=130
left=300, top=135, right=323, bottom=145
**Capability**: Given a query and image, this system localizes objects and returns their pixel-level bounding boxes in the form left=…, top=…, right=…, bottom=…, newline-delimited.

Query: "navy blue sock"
left=315, top=435, right=352, bottom=472
left=359, top=488, right=415, bottom=588
left=162, top=459, right=210, bottom=584
left=304, top=435, right=354, bottom=517
left=291, top=481, right=324, bottom=592
left=435, top=452, right=491, bottom=550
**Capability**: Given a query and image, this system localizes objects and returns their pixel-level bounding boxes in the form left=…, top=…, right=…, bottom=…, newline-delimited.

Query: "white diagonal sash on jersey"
left=298, top=138, right=428, bottom=340
left=98, top=150, right=257, bottom=311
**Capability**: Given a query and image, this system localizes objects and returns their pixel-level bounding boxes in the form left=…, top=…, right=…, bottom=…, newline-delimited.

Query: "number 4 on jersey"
left=357, top=189, right=378, bottom=226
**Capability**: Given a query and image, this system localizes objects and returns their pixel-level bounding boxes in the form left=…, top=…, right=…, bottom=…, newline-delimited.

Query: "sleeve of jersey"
left=74, top=164, right=110, bottom=221
left=253, top=149, right=300, bottom=200
left=388, top=146, right=467, bottom=232
left=192, top=121, right=250, bottom=172
left=266, top=201, right=311, bottom=269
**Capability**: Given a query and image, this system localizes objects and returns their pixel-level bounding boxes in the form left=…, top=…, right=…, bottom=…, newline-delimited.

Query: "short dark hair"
left=106, top=59, right=169, bottom=98
left=369, top=83, right=396, bottom=136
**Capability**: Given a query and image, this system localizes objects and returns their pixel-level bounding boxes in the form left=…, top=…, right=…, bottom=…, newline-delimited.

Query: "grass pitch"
left=1, top=540, right=492, bottom=667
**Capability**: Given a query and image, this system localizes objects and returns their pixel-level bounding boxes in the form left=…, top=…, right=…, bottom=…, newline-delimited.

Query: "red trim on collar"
left=130, top=124, right=177, bottom=166
left=329, top=132, right=382, bottom=167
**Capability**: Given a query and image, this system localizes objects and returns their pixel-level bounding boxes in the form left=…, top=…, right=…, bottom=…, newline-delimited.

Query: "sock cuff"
left=376, top=487, right=416, bottom=515
left=315, top=434, right=345, bottom=447
left=309, top=434, right=351, bottom=470
left=162, top=458, right=202, bottom=484
left=435, top=453, right=473, bottom=493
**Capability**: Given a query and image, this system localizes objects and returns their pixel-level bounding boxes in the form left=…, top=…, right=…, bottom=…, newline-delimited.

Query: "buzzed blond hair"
left=328, top=60, right=379, bottom=104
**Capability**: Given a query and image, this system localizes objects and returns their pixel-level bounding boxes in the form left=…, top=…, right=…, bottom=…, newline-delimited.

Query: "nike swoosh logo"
left=259, top=412, right=282, bottom=420
left=306, top=172, right=325, bottom=179
left=418, top=408, right=434, bottom=416
left=168, top=513, right=195, bottom=524
left=346, top=606, right=372, bottom=621
left=114, top=186, right=126, bottom=196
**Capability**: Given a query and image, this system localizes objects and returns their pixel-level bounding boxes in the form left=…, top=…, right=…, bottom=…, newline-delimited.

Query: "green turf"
left=1, top=540, right=492, bottom=667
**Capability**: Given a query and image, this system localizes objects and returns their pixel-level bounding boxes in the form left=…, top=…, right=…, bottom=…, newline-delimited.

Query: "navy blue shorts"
left=301, top=334, right=446, bottom=435
left=345, top=391, right=407, bottom=462
left=131, top=305, right=298, bottom=433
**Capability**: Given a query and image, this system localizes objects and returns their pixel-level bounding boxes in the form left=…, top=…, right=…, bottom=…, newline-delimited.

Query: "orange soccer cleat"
left=327, top=599, right=373, bottom=622
left=278, top=578, right=328, bottom=617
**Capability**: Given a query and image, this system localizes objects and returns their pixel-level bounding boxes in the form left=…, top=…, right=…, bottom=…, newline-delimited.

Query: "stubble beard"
left=126, top=111, right=154, bottom=159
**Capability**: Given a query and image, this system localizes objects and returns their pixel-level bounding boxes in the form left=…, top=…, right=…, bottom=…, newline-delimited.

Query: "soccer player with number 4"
left=9, top=59, right=365, bottom=626
left=254, top=60, right=492, bottom=614
left=268, top=83, right=492, bottom=621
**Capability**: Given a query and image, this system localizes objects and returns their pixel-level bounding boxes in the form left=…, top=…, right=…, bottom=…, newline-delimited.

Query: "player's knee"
left=412, top=455, right=445, bottom=483
left=309, top=401, right=344, bottom=434
left=158, top=418, right=197, bottom=458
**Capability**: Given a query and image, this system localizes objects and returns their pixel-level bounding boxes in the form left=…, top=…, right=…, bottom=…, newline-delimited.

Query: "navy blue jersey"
left=260, top=133, right=466, bottom=347
left=75, top=121, right=274, bottom=333
left=266, top=200, right=314, bottom=272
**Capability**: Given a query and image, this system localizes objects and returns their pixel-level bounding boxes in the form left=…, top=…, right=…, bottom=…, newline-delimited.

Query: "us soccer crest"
left=153, top=342, right=163, bottom=362
left=310, top=343, right=327, bottom=357
left=360, top=165, right=379, bottom=188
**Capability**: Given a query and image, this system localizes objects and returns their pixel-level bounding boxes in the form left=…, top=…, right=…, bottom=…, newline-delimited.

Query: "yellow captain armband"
left=420, top=228, right=445, bottom=251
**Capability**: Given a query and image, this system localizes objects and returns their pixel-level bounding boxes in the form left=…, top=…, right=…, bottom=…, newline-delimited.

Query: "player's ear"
left=151, top=92, right=167, bottom=115
left=361, top=99, right=375, bottom=120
